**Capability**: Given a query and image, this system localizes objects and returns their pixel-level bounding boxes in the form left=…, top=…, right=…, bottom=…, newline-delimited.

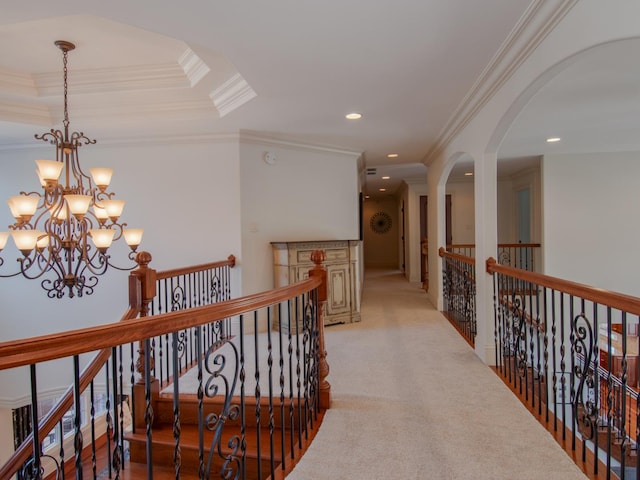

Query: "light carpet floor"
left=286, top=269, right=588, bottom=480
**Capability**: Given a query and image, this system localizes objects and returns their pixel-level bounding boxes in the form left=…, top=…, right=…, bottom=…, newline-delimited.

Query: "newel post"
left=128, top=251, right=159, bottom=430
left=309, top=250, right=331, bottom=409
left=129, top=251, right=157, bottom=383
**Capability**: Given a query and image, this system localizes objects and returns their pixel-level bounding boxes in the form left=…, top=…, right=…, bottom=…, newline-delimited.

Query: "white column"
left=474, top=152, right=498, bottom=364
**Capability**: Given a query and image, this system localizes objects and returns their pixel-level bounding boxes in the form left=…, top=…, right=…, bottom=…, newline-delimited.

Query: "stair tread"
left=126, top=423, right=292, bottom=457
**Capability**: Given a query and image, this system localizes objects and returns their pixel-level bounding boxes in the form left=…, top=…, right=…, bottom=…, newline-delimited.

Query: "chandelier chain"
left=62, top=48, right=69, bottom=128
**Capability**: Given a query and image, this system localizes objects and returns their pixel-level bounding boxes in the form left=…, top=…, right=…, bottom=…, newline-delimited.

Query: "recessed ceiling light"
left=546, top=137, right=561, bottom=143
left=382, top=176, right=390, bottom=180
left=345, top=112, right=362, bottom=120
left=464, top=172, right=473, bottom=176
left=387, top=153, right=398, bottom=158
left=379, top=188, right=386, bottom=192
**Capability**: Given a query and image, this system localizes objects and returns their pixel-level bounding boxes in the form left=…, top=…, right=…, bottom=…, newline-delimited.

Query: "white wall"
left=543, top=151, right=640, bottom=296
left=239, top=139, right=361, bottom=295
left=497, top=164, right=541, bottom=244
left=446, top=180, right=474, bottom=244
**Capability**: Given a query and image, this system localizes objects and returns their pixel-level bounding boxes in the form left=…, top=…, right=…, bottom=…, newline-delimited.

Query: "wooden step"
left=155, top=393, right=307, bottom=430
left=126, top=422, right=294, bottom=479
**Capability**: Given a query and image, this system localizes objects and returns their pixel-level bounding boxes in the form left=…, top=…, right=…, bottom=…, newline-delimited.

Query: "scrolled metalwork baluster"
left=210, top=272, right=221, bottom=304
left=172, top=330, right=182, bottom=478
left=571, top=312, right=597, bottom=441
left=90, top=381, right=97, bottom=479
left=509, top=290, right=528, bottom=379
left=171, top=284, right=187, bottom=312
left=442, top=260, right=452, bottom=312
left=21, top=455, right=61, bottom=480
left=204, top=338, right=242, bottom=479
left=72, top=356, right=84, bottom=480
left=498, top=248, right=511, bottom=266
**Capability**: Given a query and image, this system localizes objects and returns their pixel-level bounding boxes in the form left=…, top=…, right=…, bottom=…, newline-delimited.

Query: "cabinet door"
left=326, top=263, right=351, bottom=316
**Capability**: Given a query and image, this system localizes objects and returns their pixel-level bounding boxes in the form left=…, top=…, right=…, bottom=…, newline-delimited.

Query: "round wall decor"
left=370, top=211, right=392, bottom=234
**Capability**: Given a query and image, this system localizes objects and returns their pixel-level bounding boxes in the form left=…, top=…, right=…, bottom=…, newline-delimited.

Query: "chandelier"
left=0, top=40, right=143, bottom=299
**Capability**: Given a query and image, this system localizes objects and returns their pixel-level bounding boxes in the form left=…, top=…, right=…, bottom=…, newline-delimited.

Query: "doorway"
left=419, top=195, right=452, bottom=290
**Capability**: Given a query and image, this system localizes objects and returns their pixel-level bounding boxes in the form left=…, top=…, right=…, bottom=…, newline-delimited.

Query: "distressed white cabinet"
left=272, top=240, right=361, bottom=329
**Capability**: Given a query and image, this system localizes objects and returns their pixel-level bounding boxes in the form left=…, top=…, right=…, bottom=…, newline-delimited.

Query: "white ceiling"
left=0, top=2, right=637, bottom=197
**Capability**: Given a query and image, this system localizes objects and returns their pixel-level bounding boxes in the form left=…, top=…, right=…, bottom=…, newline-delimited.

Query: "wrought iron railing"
left=447, top=243, right=541, bottom=272
left=486, top=257, right=640, bottom=479
left=439, top=248, right=476, bottom=346
left=0, top=251, right=330, bottom=480
left=148, top=256, right=236, bottom=388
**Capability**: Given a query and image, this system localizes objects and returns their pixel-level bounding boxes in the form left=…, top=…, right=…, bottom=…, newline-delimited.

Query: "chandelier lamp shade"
left=0, top=40, right=143, bottom=298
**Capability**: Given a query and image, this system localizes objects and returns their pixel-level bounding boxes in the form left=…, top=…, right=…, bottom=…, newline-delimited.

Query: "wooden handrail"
left=446, top=243, right=542, bottom=249
left=439, top=247, right=476, bottom=266
left=0, top=276, right=321, bottom=371
left=486, top=257, right=640, bottom=317
left=155, top=254, right=236, bottom=280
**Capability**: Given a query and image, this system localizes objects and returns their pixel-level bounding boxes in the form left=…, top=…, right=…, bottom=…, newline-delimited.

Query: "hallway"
left=287, top=269, right=588, bottom=479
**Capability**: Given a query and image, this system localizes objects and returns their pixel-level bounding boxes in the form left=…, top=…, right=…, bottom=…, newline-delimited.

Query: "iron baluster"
left=73, top=356, right=83, bottom=480
left=287, top=299, right=295, bottom=460
left=90, top=381, right=97, bottom=479
left=172, top=331, right=182, bottom=478
left=204, top=335, right=241, bottom=479
left=253, top=311, right=262, bottom=480
left=267, top=306, right=276, bottom=477
left=28, top=365, right=43, bottom=480
left=111, top=347, right=122, bottom=480
left=104, top=364, right=112, bottom=479
left=59, top=419, right=66, bottom=480
left=144, top=338, right=154, bottom=480
left=278, top=302, right=287, bottom=470
left=196, top=325, right=205, bottom=479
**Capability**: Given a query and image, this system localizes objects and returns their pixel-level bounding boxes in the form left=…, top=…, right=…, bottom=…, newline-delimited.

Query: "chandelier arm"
left=34, top=129, right=64, bottom=149
left=106, top=259, right=139, bottom=272
left=78, top=247, right=110, bottom=277
left=68, top=134, right=97, bottom=191
left=0, top=262, right=27, bottom=278
left=12, top=255, right=54, bottom=281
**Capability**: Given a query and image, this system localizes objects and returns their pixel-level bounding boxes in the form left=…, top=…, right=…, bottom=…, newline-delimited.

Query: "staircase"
left=0, top=253, right=331, bottom=480
left=125, top=392, right=313, bottom=479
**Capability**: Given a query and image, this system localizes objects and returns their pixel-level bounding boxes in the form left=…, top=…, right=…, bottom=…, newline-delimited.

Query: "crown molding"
left=0, top=132, right=242, bottom=151
left=239, top=130, right=362, bottom=158
left=210, top=73, right=257, bottom=118
left=179, top=48, right=211, bottom=87
left=0, top=69, right=38, bottom=97
left=0, top=99, right=51, bottom=125
left=423, top=0, right=579, bottom=166
left=34, top=63, right=189, bottom=96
